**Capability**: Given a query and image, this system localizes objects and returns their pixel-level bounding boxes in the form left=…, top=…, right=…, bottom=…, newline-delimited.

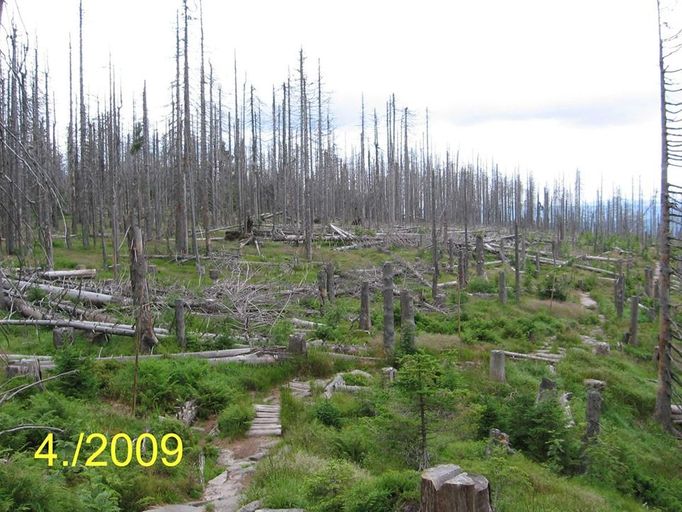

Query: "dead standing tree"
left=654, top=0, right=682, bottom=435
left=128, top=226, right=158, bottom=416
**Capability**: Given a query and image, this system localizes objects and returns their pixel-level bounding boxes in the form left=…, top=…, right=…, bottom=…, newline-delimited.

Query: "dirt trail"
left=147, top=379, right=312, bottom=512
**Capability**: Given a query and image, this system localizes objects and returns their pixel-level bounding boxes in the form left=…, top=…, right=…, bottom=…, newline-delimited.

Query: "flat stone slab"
left=145, top=506, right=203, bottom=512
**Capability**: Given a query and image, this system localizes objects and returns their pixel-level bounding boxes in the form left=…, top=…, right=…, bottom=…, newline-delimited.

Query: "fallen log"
left=40, top=269, right=97, bottom=279
left=0, top=291, right=47, bottom=320
left=13, top=280, right=130, bottom=305
left=501, top=350, right=562, bottom=363
left=0, top=318, right=168, bottom=337
left=52, top=302, right=118, bottom=324
left=291, top=317, right=325, bottom=329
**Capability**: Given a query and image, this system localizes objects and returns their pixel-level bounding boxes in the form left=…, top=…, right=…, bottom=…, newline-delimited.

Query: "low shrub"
left=218, top=401, right=254, bottom=439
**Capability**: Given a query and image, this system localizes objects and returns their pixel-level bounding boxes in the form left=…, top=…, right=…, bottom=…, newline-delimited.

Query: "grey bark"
left=498, top=271, right=507, bottom=304
left=489, top=350, right=505, bottom=383
left=359, top=281, right=371, bottom=330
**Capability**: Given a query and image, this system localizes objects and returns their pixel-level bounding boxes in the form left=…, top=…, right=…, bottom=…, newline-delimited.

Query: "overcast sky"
left=4, top=0, right=665, bottom=199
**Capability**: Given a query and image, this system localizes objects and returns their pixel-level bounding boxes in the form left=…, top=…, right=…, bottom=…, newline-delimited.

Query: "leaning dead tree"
left=654, top=0, right=682, bottom=436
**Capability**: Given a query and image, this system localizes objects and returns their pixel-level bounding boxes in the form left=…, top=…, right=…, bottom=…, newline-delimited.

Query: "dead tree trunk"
left=383, top=262, right=395, bottom=356
left=475, top=235, right=484, bottom=277
left=400, top=289, right=416, bottom=354
left=325, top=262, right=335, bottom=303
left=128, top=226, right=158, bottom=353
left=175, top=298, right=186, bottom=350
left=614, top=274, right=624, bottom=319
left=359, top=281, right=371, bottom=330
left=654, top=0, right=677, bottom=432
left=490, top=350, right=505, bottom=383
left=498, top=271, right=507, bottom=304
left=629, top=295, right=639, bottom=346
left=514, top=222, right=521, bottom=301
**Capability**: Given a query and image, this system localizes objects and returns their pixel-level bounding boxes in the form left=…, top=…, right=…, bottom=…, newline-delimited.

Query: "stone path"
left=147, top=379, right=313, bottom=512
left=578, top=291, right=598, bottom=310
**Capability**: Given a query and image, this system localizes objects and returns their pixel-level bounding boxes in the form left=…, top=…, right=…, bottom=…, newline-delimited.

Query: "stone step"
left=247, top=428, right=282, bottom=437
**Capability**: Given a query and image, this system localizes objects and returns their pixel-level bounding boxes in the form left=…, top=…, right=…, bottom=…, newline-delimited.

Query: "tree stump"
left=583, top=380, right=605, bottom=442
left=325, top=262, right=335, bottom=302
left=317, top=269, right=327, bottom=306
left=489, top=350, right=505, bottom=382
left=288, top=333, right=307, bottom=355
left=536, top=377, right=557, bottom=402
left=208, top=268, right=220, bottom=280
left=420, top=464, right=492, bottom=512
left=498, top=272, right=507, bottom=304
left=383, top=262, right=395, bottom=355
left=53, top=327, right=75, bottom=349
left=382, top=366, right=397, bottom=383
left=359, top=281, right=371, bottom=330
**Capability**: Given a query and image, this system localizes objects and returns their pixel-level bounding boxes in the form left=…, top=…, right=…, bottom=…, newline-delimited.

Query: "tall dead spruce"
left=654, top=0, right=682, bottom=436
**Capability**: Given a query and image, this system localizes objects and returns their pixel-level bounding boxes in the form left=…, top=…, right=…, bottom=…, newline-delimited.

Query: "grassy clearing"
left=1, top=236, right=681, bottom=511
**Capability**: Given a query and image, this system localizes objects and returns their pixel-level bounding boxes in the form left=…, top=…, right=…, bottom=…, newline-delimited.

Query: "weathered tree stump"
left=208, top=268, right=220, bottom=280
left=288, top=333, right=307, bottom=355
left=176, top=399, right=198, bottom=426
left=420, top=464, right=492, bottom=512
left=325, top=262, right=335, bottom=302
left=583, top=379, right=605, bottom=442
left=382, top=366, right=397, bottom=383
left=498, top=271, right=507, bottom=304
left=53, top=327, right=74, bottom=349
left=489, top=350, right=506, bottom=382
left=359, top=281, right=371, bottom=330
left=400, top=289, right=416, bottom=353
left=317, top=269, right=328, bottom=306
left=536, top=377, right=557, bottom=402
left=175, top=299, right=186, bottom=350
left=383, top=262, right=395, bottom=355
